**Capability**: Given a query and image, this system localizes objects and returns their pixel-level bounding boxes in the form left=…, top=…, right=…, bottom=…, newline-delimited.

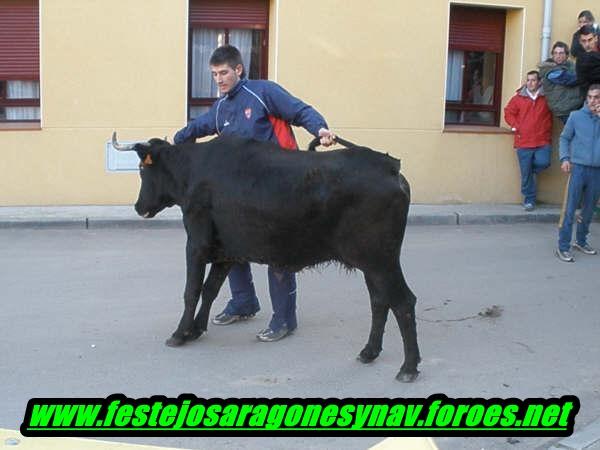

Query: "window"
left=0, top=0, right=40, bottom=122
left=445, top=5, right=505, bottom=126
left=188, top=0, right=268, bottom=120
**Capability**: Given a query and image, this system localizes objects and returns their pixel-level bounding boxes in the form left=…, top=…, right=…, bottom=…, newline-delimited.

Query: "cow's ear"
left=143, top=153, right=154, bottom=166
left=135, top=147, right=148, bottom=163
left=135, top=145, right=157, bottom=166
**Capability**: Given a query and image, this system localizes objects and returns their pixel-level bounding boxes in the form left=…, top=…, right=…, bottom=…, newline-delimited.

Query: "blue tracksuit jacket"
left=174, top=78, right=328, bottom=147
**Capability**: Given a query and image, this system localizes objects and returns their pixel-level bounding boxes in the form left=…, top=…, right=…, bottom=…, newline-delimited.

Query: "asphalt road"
left=1, top=224, right=599, bottom=450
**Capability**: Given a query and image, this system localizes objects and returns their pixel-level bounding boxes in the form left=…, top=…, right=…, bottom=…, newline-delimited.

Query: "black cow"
left=111, top=132, right=421, bottom=382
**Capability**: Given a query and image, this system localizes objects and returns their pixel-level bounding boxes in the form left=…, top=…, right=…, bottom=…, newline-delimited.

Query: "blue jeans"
left=223, top=263, right=260, bottom=316
left=224, top=263, right=297, bottom=332
left=516, top=145, right=552, bottom=205
left=558, top=164, right=600, bottom=251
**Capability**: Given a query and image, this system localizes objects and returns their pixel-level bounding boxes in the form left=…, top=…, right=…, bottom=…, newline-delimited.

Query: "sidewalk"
left=1, top=203, right=590, bottom=229
left=0, top=428, right=438, bottom=450
left=0, top=429, right=184, bottom=450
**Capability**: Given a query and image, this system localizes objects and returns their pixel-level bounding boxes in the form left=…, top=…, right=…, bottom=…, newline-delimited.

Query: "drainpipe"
left=540, top=0, right=553, bottom=61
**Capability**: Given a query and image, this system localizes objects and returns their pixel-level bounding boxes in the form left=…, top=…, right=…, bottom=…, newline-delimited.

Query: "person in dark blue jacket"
left=174, top=45, right=336, bottom=342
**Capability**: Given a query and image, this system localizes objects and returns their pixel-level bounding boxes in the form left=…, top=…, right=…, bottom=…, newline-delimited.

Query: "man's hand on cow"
left=561, top=160, right=571, bottom=173
left=318, top=128, right=336, bottom=147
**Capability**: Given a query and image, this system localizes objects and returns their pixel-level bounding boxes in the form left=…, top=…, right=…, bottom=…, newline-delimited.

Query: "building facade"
left=0, top=0, right=596, bottom=205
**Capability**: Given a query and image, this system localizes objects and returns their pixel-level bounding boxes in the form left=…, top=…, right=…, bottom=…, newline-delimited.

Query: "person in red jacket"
left=504, top=70, right=553, bottom=211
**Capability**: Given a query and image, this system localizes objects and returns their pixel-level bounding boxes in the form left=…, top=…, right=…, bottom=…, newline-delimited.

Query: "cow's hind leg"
left=389, top=267, right=420, bottom=382
left=192, top=262, right=233, bottom=336
left=360, top=267, right=420, bottom=382
left=358, top=273, right=390, bottom=363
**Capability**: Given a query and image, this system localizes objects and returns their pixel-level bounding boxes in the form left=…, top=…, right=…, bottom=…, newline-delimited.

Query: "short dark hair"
left=588, top=83, right=600, bottom=92
left=579, top=24, right=597, bottom=37
left=209, top=45, right=245, bottom=77
left=526, top=70, right=540, bottom=80
left=552, top=41, right=570, bottom=56
left=578, top=10, right=595, bottom=22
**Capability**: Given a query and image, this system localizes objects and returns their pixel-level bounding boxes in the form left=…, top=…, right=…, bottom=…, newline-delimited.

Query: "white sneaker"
left=572, top=242, right=597, bottom=255
left=555, top=249, right=574, bottom=262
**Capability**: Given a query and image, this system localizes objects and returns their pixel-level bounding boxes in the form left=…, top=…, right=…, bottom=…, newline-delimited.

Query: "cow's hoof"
left=395, top=369, right=419, bottom=383
left=165, top=336, right=186, bottom=347
left=187, top=328, right=205, bottom=341
left=357, top=347, right=380, bottom=364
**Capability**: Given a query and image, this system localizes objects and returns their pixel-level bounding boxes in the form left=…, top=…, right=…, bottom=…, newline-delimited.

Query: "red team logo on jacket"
left=244, top=108, right=252, bottom=119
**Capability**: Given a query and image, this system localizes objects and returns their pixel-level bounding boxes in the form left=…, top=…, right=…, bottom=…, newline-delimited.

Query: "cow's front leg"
left=166, top=240, right=207, bottom=347
left=192, top=262, right=234, bottom=335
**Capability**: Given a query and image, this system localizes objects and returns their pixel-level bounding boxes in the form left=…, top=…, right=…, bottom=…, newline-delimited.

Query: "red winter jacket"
left=504, top=86, right=553, bottom=149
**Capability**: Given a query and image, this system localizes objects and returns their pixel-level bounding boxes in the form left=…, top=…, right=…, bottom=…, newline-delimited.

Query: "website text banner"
left=21, top=394, right=580, bottom=437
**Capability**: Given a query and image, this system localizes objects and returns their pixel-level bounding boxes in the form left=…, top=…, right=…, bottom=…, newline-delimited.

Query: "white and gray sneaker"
left=573, top=242, right=598, bottom=255
left=256, top=326, right=292, bottom=342
left=555, top=249, right=575, bottom=262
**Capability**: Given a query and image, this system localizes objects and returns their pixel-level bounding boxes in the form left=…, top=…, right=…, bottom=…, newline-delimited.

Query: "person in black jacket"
left=576, top=25, right=600, bottom=91
left=571, top=10, right=600, bottom=60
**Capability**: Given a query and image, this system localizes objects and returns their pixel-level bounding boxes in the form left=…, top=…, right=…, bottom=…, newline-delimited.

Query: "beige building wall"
left=0, top=0, right=597, bottom=205
left=273, top=0, right=595, bottom=204
left=1, top=0, right=188, bottom=206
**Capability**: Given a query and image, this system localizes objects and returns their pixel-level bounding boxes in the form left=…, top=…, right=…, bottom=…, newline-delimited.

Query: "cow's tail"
left=307, top=136, right=358, bottom=151
left=398, top=172, right=411, bottom=203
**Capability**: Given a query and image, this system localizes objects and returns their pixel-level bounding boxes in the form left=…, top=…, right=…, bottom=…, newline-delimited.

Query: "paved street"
left=1, top=224, right=599, bottom=450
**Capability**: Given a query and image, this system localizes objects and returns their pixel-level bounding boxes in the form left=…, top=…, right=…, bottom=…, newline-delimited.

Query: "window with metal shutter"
left=189, top=0, right=268, bottom=29
left=449, top=6, right=506, bottom=53
left=187, top=0, right=269, bottom=120
left=0, top=0, right=40, bottom=122
left=445, top=5, right=506, bottom=127
left=0, top=0, right=39, bottom=80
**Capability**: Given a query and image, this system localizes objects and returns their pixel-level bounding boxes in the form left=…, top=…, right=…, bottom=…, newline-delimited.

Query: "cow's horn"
left=111, top=131, right=150, bottom=151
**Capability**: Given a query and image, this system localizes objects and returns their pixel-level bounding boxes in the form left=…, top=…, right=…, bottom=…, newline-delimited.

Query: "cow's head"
left=112, top=132, right=177, bottom=218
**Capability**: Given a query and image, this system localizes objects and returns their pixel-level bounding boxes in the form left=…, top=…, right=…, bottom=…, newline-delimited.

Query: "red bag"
left=268, top=115, right=298, bottom=150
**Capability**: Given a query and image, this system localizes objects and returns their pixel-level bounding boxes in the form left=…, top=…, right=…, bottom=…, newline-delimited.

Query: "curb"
left=407, top=213, right=458, bottom=226
left=0, top=220, right=184, bottom=230
left=457, top=211, right=562, bottom=225
left=0, top=215, right=565, bottom=229
left=0, top=214, right=564, bottom=229
left=0, top=205, right=596, bottom=229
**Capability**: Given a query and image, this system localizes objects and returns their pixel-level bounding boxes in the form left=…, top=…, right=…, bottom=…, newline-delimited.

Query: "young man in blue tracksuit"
left=556, top=84, right=600, bottom=262
left=174, top=45, right=336, bottom=341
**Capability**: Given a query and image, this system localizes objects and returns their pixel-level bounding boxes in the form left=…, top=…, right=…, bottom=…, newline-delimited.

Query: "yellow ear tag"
left=143, top=154, right=153, bottom=165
